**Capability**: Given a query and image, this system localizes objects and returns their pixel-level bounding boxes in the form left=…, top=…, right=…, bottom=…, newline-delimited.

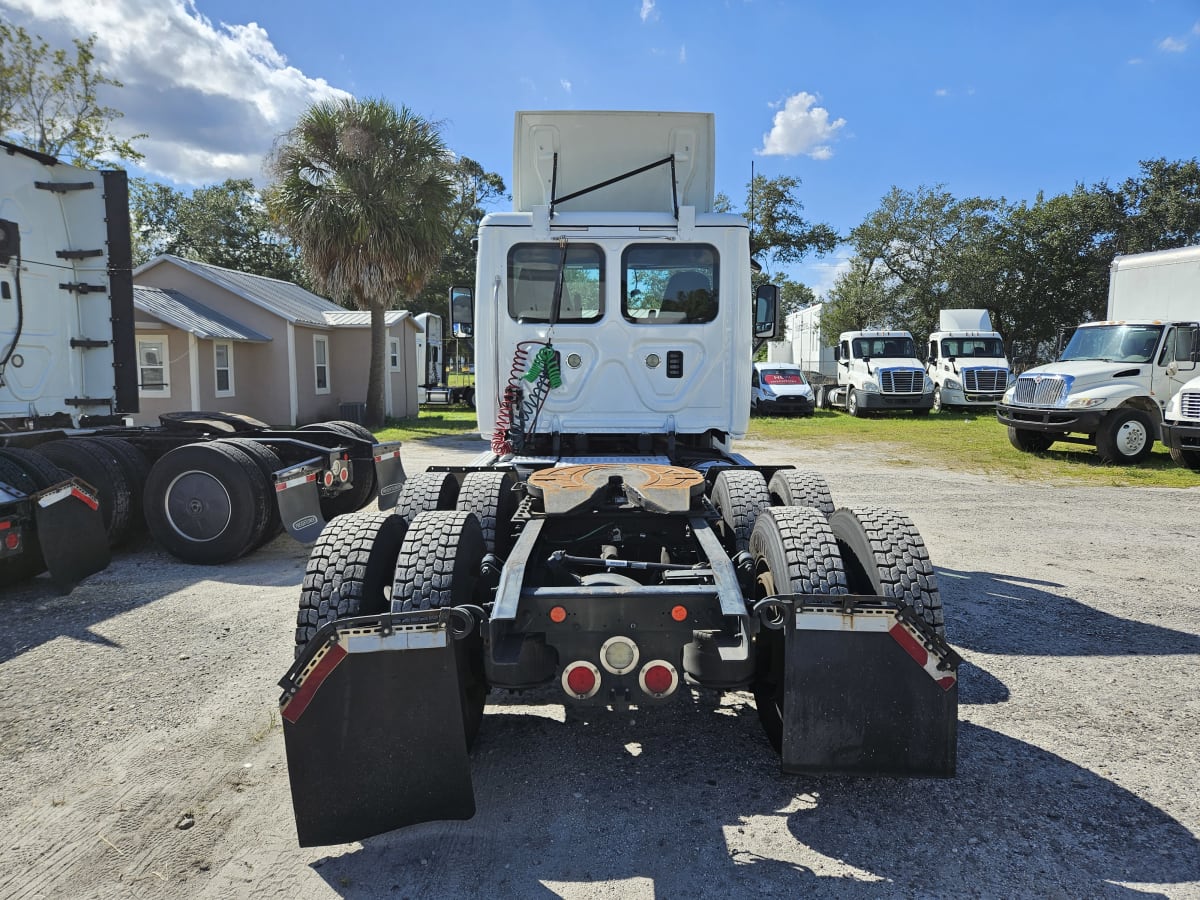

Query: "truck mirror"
left=449, top=286, right=473, bottom=339
left=833, top=346, right=841, bottom=362
left=754, top=284, right=778, bottom=339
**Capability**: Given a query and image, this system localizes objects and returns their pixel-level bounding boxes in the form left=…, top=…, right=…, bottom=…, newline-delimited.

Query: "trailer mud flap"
left=274, top=463, right=326, bottom=543
left=779, top=599, right=959, bottom=777
left=372, top=442, right=406, bottom=510
left=34, top=479, right=109, bottom=592
left=279, top=609, right=477, bottom=847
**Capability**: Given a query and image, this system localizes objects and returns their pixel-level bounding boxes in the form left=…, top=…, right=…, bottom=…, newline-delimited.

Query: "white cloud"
left=1158, top=35, right=1188, bottom=52
left=757, top=92, right=846, bottom=160
left=0, top=0, right=350, bottom=185
left=679, top=44, right=687, bottom=63
left=560, top=78, right=572, bottom=93
left=640, top=0, right=656, bottom=23
left=934, top=88, right=949, bottom=97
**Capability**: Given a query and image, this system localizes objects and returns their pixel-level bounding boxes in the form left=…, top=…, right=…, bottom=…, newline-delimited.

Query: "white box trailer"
left=788, top=303, right=837, bottom=379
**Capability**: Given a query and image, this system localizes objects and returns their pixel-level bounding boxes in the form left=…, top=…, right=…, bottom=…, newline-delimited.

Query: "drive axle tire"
left=393, top=470, right=460, bottom=523
left=767, top=469, right=834, bottom=516
left=392, top=510, right=487, bottom=744
left=455, top=469, right=519, bottom=556
left=215, top=438, right=285, bottom=546
left=1096, top=408, right=1155, bottom=464
left=1007, top=426, right=1054, bottom=453
left=710, top=469, right=769, bottom=554
left=294, top=509, right=409, bottom=656
left=36, top=438, right=134, bottom=547
left=828, top=506, right=944, bottom=635
left=144, top=442, right=270, bottom=564
left=88, top=437, right=150, bottom=535
left=749, top=506, right=848, bottom=752
left=847, top=389, right=863, bottom=417
left=1169, top=445, right=1200, bottom=470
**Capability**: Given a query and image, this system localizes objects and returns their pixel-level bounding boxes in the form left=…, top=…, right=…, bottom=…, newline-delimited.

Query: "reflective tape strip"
left=889, top=621, right=956, bottom=691
left=374, top=449, right=401, bottom=462
left=281, top=643, right=347, bottom=724
left=38, top=484, right=99, bottom=511
left=276, top=472, right=318, bottom=492
left=793, top=609, right=893, bottom=632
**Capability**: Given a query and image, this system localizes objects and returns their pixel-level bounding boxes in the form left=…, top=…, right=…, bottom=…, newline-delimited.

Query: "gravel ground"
left=1, top=431, right=1198, bottom=899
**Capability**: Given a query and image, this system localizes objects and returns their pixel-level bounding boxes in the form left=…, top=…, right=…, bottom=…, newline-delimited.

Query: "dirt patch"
left=1, top=434, right=1197, bottom=899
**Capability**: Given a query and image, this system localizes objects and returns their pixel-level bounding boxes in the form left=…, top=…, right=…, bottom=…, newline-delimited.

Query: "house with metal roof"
left=131, top=255, right=421, bottom=426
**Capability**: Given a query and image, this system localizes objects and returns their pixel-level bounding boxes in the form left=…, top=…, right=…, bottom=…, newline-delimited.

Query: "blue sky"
left=2, top=0, right=1198, bottom=293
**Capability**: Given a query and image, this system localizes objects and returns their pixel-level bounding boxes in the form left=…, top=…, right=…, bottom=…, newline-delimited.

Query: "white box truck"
left=997, top=245, right=1200, bottom=463
left=926, top=309, right=1011, bottom=412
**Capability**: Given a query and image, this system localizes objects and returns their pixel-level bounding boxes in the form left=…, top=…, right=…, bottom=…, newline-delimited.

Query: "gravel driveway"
left=1, top=432, right=1198, bottom=899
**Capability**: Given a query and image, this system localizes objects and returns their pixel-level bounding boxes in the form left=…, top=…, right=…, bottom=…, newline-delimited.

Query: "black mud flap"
left=274, top=462, right=327, bottom=543
left=279, top=609, right=477, bottom=847
left=372, top=442, right=406, bottom=510
left=780, top=598, right=959, bottom=777
left=34, top=479, right=110, bottom=593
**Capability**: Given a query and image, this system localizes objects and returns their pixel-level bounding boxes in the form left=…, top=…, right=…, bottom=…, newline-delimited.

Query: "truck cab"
left=825, top=329, right=934, bottom=417
left=926, top=309, right=1011, bottom=412
left=1161, top=372, right=1200, bottom=470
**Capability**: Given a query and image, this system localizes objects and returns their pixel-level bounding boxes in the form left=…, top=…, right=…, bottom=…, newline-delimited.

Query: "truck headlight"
left=861, top=380, right=880, bottom=393
left=944, top=377, right=961, bottom=391
left=1002, top=385, right=1016, bottom=404
left=1067, top=396, right=1106, bottom=409
left=923, top=375, right=934, bottom=393
left=1165, top=393, right=1181, bottom=418
left=761, top=385, right=775, bottom=398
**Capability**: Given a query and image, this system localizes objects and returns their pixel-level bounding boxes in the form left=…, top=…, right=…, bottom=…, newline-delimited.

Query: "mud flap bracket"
left=280, top=607, right=481, bottom=846
left=34, top=478, right=110, bottom=593
left=768, top=595, right=960, bottom=777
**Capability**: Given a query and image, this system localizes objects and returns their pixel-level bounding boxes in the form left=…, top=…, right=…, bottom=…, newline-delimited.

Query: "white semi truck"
left=0, top=140, right=405, bottom=588
left=415, top=311, right=476, bottom=407
left=997, top=245, right=1200, bottom=464
left=278, top=111, right=961, bottom=847
left=1161, top=373, right=1200, bottom=469
left=925, top=309, right=1011, bottom=412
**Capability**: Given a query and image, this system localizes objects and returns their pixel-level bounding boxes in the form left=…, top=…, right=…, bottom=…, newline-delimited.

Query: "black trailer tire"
left=392, top=510, right=487, bottom=744
left=216, top=438, right=285, bottom=546
left=88, top=437, right=150, bottom=535
left=299, top=422, right=377, bottom=518
left=144, top=442, right=271, bottom=564
left=393, top=470, right=460, bottom=523
left=36, top=439, right=134, bottom=547
left=1007, top=426, right=1054, bottom=453
left=0, top=452, right=52, bottom=582
left=767, top=469, right=834, bottom=516
left=1169, top=445, right=1200, bottom=470
left=455, top=469, right=518, bottom=556
left=749, top=506, right=848, bottom=752
left=1095, top=408, right=1155, bottom=464
left=294, top=509, right=409, bottom=656
left=847, top=389, right=863, bottom=417
left=828, top=506, right=944, bottom=636
left=710, top=469, right=769, bottom=553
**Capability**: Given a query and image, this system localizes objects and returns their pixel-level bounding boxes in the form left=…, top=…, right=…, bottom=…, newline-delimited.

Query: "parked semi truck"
left=1161, top=373, right=1200, bottom=469
left=414, top=311, right=475, bottom=407
left=925, top=309, right=1011, bottom=412
left=997, top=245, right=1200, bottom=464
left=279, top=111, right=960, bottom=847
left=0, top=140, right=405, bottom=588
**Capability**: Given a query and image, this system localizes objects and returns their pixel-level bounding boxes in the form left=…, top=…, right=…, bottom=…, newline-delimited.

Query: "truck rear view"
left=279, top=111, right=960, bottom=847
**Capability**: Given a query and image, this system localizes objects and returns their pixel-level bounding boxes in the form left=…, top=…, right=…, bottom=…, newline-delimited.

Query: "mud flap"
left=34, top=479, right=110, bottom=593
left=780, top=598, right=959, bottom=777
left=273, top=462, right=327, bottom=543
left=279, top=609, right=477, bottom=847
left=372, top=442, right=406, bottom=510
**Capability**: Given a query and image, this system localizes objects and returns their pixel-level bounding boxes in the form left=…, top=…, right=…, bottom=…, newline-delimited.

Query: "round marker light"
left=549, top=605, right=567, bottom=623
left=599, top=636, right=639, bottom=675
left=670, top=605, right=688, bottom=622
left=4, top=531, right=19, bottom=550
left=561, top=661, right=601, bottom=699
left=323, top=471, right=335, bottom=487
left=639, top=660, right=679, bottom=697
left=339, top=466, right=350, bottom=482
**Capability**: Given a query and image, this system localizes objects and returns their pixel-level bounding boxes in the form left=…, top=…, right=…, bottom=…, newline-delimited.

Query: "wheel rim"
left=1116, top=419, right=1149, bottom=457
left=933, top=387, right=942, bottom=411
left=848, top=392, right=857, bottom=414
left=163, top=469, right=232, bottom=541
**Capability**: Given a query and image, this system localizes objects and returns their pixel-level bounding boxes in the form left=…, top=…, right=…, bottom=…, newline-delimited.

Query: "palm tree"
left=267, top=98, right=454, bottom=427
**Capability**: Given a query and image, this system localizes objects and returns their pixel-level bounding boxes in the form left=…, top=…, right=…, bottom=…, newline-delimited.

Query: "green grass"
left=373, top=406, right=1200, bottom=488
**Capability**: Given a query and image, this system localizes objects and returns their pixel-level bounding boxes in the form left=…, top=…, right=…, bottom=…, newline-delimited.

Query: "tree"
left=821, top=257, right=893, bottom=339
left=720, top=174, right=839, bottom=275
left=0, top=22, right=142, bottom=166
left=1114, top=158, right=1200, bottom=254
left=131, top=177, right=307, bottom=284
left=267, top=98, right=454, bottom=427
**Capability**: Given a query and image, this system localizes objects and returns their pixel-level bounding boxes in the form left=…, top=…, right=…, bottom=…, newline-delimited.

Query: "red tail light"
left=639, top=661, right=678, bottom=698
left=561, top=661, right=601, bottom=699
left=4, top=530, right=19, bottom=551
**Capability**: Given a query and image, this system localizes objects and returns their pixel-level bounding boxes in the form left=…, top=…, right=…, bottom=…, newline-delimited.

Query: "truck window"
left=508, top=244, right=604, bottom=323
left=1164, top=325, right=1198, bottom=365
left=622, top=244, right=718, bottom=324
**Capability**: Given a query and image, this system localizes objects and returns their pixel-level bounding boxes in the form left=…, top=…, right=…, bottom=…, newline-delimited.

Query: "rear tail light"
left=4, top=530, right=19, bottom=551
left=561, top=661, right=601, bottom=699
left=599, top=636, right=639, bottom=675
left=639, top=660, right=679, bottom=698
left=339, top=464, right=350, bottom=482
left=322, top=470, right=335, bottom=487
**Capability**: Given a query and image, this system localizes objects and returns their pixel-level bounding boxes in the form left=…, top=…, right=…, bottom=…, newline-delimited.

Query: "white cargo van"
left=751, top=362, right=815, bottom=416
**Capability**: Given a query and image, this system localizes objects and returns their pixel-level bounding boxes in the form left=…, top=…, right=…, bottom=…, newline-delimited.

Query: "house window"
left=137, top=335, right=170, bottom=399
left=214, top=341, right=234, bottom=397
left=389, top=337, right=400, bottom=371
left=314, top=335, right=330, bottom=394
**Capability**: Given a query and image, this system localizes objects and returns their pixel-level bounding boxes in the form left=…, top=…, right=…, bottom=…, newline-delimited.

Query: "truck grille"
left=1012, top=374, right=1069, bottom=407
left=879, top=368, right=923, bottom=394
left=963, top=367, right=1008, bottom=394
left=1181, top=391, right=1200, bottom=420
